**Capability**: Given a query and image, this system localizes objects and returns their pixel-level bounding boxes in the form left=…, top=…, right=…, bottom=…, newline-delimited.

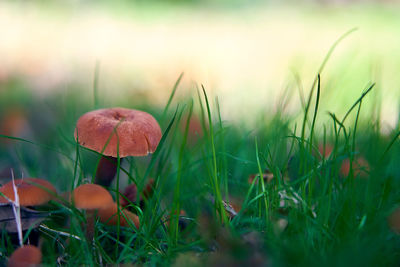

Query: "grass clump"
left=0, top=55, right=400, bottom=266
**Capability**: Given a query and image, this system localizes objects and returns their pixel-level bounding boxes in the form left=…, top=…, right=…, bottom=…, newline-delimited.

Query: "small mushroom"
left=119, top=178, right=155, bottom=210
left=0, top=108, right=29, bottom=146
left=74, top=107, right=162, bottom=187
left=8, top=245, right=42, bottom=267
left=71, top=184, right=114, bottom=240
left=72, top=184, right=113, bottom=210
left=180, top=114, right=205, bottom=144
left=0, top=178, right=57, bottom=206
left=0, top=178, right=56, bottom=247
left=98, top=202, right=139, bottom=228
left=340, top=156, right=370, bottom=178
left=317, top=143, right=333, bottom=159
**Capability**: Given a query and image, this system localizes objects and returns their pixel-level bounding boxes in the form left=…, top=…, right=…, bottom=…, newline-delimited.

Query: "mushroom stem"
left=72, top=184, right=114, bottom=242
left=95, top=156, right=121, bottom=187
left=85, top=210, right=96, bottom=242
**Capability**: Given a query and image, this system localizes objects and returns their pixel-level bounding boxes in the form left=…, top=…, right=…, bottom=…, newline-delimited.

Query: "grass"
left=0, top=58, right=400, bottom=266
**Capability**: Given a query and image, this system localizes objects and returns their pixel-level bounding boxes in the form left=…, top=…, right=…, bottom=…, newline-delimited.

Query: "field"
left=1, top=1, right=400, bottom=266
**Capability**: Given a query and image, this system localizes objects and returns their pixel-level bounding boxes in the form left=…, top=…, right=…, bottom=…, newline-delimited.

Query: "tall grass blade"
left=93, top=61, right=101, bottom=109
left=201, top=85, right=228, bottom=224
left=162, top=72, right=184, bottom=118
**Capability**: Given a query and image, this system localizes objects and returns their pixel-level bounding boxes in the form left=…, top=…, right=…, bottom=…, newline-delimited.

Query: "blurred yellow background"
left=0, top=1, right=399, bottom=129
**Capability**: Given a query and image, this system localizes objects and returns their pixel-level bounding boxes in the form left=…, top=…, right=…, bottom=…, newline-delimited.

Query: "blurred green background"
left=0, top=0, right=399, bottom=129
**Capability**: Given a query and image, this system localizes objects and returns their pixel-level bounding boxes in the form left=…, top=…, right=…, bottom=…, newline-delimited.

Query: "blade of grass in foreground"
left=0, top=134, right=73, bottom=161
left=298, top=29, right=358, bottom=193
left=201, top=85, right=228, bottom=225
left=337, top=83, right=375, bottom=135
left=93, top=60, right=101, bottom=109
left=255, top=138, right=269, bottom=224
left=143, top=105, right=179, bottom=181
left=301, top=28, right=357, bottom=142
left=91, top=117, right=125, bottom=184
left=216, top=97, right=229, bottom=201
left=72, top=133, right=84, bottom=191
left=379, top=130, right=400, bottom=164
left=162, top=72, right=184, bottom=120
left=170, top=99, right=193, bottom=247
left=307, top=74, right=321, bottom=204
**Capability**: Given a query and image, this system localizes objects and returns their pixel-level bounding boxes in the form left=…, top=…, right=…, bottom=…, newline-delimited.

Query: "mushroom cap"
left=0, top=108, right=28, bottom=142
left=98, top=202, right=140, bottom=228
left=8, top=245, right=42, bottom=267
left=0, top=178, right=57, bottom=206
left=340, top=156, right=370, bottom=178
left=317, top=143, right=333, bottom=159
left=74, top=107, right=162, bottom=157
left=72, top=184, right=113, bottom=210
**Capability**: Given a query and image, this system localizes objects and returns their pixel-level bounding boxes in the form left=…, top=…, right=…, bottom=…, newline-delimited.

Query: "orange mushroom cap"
left=317, top=143, right=333, bottom=159
left=340, top=156, right=370, bottom=178
left=72, top=184, right=113, bottom=210
left=0, top=178, right=57, bottom=206
left=98, top=202, right=140, bottom=228
left=74, top=107, right=162, bottom=157
left=8, top=245, right=42, bottom=267
left=0, top=108, right=28, bottom=141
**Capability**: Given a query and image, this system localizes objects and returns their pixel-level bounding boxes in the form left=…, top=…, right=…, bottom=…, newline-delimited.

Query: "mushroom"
left=0, top=178, right=56, bottom=247
left=0, top=108, right=29, bottom=146
left=119, top=178, right=155, bottom=210
left=72, top=184, right=113, bottom=210
left=74, top=107, right=162, bottom=187
left=8, top=245, right=42, bottom=267
left=317, top=143, right=333, bottom=159
left=0, top=178, right=57, bottom=206
left=180, top=114, right=205, bottom=145
left=98, top=202, right=139, bottom=228
left=340, top=156, right=370, bottom=178
left=71, top=183, right=114, bottom=240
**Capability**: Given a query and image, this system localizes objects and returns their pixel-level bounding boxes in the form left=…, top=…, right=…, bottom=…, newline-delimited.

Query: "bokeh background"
left=1, top=0, right=400, bottom=129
